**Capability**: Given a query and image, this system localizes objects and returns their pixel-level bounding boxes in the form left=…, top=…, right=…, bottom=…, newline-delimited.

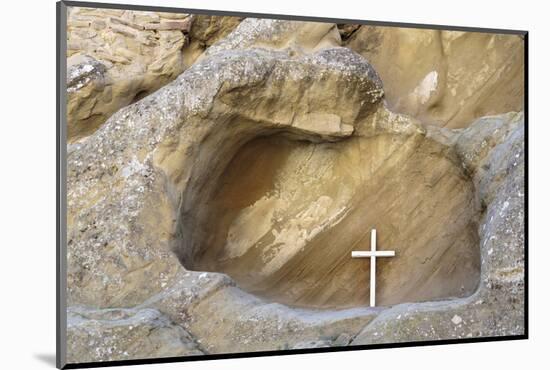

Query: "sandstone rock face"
left=352, top=112, right=525, bottom=344
left=191, top=108, right=481, bottom=309
left=138, top=273, right=379, bottom=353
left=65, top=15, right=525, bottom=363
left=66, top=7, right=191, bottom=141
left=67, top=19, right=384, bottom=309
left=201, top=18, right=342, bottom=58
left=344, top=26, right=524, bottom=128
left=190, top=15, right=244, bottom=47
left=67, top=306, right=203, bottom=362
left=183, top=15, right=244, bottom=66
left=66, top=7, right=242, bottom=142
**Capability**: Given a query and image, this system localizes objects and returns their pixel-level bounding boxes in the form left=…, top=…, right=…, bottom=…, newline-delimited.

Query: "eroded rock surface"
left=67, top=306, right=203, bottom=362
left=66, top=7, right=191, bottom=141
left=184, top=14, right=244, bottom=66
left=344, top=26, right=524, bottom=128
left=67, top=19, right=384, bottom=309
left=66, top=7, right=242, bottom=142
left=352, top=112, right=525, bottom=344
left=201, top=18, right=342, bottom=58
left=191, top=108, right=481, bottom=308
left=65, top=16, right=525, bottom=363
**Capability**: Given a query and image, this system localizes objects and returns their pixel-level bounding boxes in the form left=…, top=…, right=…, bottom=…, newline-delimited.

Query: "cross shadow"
left=34, top=353, right=56, bottom=367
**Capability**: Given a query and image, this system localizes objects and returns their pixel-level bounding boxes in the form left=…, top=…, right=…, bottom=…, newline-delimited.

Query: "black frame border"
left=56, top=1, right=529, bottom=369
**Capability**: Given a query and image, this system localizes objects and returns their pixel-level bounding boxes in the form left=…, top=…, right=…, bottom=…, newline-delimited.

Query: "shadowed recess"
left=184, top=133, right=481, bottom=309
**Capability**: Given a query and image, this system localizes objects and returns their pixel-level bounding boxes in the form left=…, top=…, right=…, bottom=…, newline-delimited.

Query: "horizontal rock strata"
left=66, top=7, right=242, bottom=142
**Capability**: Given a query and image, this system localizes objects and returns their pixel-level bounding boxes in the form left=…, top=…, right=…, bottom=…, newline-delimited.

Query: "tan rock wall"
left=66, top=7, right=242, bottom=142
left=191, top=106, right=480, bottom=309
left=64, top=15, right=525, bottom=361
left=344, top=26, right=524, bottom=128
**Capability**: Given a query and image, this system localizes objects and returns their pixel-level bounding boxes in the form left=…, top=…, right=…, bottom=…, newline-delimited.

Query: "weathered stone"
left=144, top=19, right=192, bottom=31
left=345, top=27, right=524, bottom=128
left=65, top=17, right=388, bottom=361
left=66, top=7, right=192, bottom=141
left=67, top=306, right=202, bottom=363
left=337, top=24, right=361, bottom=41
left=69, top=19, right=91, bottom=28
left=132, top=11, right=160, bottom=24
left=180, top=15, right=244, bottom=68
left=142, top=278, right=378, bottom=353
left=190, top=108, right=481, bottom=309
left=189, top=15, right=244, bottom=47
left=333, top=332, right=353, bottom=346
left=91, top=19, right=106, bottom=30
left=202, top=18, right=342, bottom=59
left=67, top=55, right=107, bottom=93
left=67, top=38, right=384, bottom=310
left=351, top=112, right=524, bottom=344
left=66, top=8, right=244, bottom=142
left=109, top=16, right=144, bottom=30
left=157, top=12, right=189, bottom=20
left=66, top=15, right=524, bottom=363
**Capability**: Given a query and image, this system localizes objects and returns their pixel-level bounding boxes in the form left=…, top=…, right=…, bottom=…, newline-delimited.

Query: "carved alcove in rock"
left=178, top=119, right=481, bottom=309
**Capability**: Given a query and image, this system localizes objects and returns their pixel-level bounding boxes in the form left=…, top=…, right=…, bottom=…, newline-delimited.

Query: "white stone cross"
left=351, top=229, right=395, bottom=307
